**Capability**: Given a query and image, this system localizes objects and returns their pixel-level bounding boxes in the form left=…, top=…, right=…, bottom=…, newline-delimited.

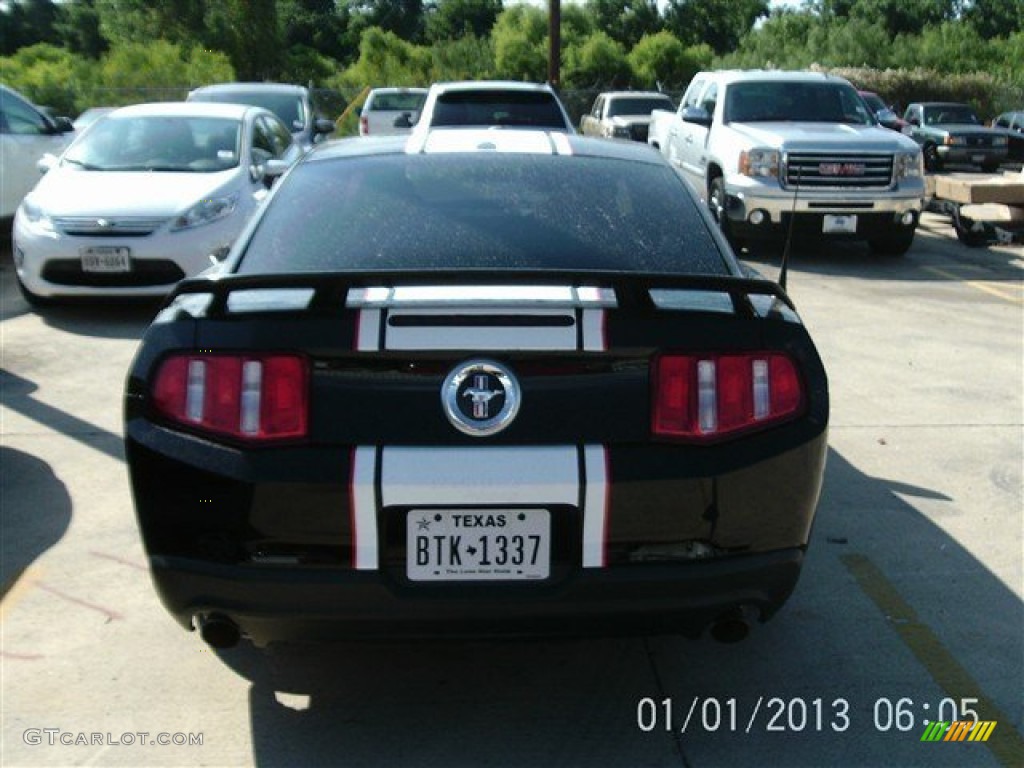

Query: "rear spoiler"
left=161, top=270, right=797, bottom=321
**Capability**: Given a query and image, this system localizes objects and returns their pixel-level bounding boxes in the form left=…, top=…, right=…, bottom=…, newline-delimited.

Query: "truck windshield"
left=725, top=82, right=873, bottom=125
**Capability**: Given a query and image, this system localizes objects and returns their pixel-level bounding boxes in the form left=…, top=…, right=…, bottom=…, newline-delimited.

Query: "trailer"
left=925, top=170, right=1024, bottom=246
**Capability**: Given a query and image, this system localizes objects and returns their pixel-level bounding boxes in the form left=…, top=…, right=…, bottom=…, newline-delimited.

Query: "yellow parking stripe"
left=922, top=266, right=1024, bottom=304
left=842, top=554, right=1024, bottom=767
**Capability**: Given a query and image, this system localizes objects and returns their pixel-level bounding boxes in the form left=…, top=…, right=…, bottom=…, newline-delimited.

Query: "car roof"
left=104, top=101, right=259, bottom=119
left=602, top=91, right=673, bottom=100
left=368, top=86, right=428, bottom=94
left=190, top=82, right=308, bottom=96
left=695, top=70, right=854, bottom=86
left=915, top=101, right=973, bottom=108
left=310, top=128, right=665, bottom=165
left=428, top=80, right=557, bottom=94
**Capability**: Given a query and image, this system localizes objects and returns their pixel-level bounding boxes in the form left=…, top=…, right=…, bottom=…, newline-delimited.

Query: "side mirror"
left=680, top=106, right=712, bottom=128
left=52, top=116, right=75, bottom=133
left=908, top=116, right=920, bottom=127
left=37, top=153, right=58, bottom=174
left=315, top=118, right=335, bottom=135
left=263, top=158, right=289, bottom=183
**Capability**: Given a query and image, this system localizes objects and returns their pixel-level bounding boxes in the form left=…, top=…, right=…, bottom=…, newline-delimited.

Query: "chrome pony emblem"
left=442, top=359, right=521, bottom=436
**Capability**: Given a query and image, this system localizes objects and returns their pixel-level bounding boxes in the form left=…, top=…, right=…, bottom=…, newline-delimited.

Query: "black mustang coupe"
left=125, top=128, right=829, bottom=648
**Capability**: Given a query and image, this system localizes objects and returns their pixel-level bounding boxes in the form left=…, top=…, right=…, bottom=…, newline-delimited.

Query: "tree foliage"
left=628, top=31, right=713, bottom=89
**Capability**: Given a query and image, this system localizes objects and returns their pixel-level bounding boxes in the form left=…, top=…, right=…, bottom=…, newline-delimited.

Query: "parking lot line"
left=842, top=554, right=1024, bottom=767
left=921, top=265, right=1024, bottom=304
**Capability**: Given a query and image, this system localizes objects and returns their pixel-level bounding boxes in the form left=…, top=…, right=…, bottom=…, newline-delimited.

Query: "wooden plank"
left=933, top=172, right=1024, bottom=204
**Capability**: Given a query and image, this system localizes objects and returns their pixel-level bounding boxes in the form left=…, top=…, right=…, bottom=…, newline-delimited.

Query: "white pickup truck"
left=649, top=70, right=925, bottom=256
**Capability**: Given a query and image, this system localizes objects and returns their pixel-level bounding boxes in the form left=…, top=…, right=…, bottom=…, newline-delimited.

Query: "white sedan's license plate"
left=81, top=247, right=131, bottom=272
left=822, top=214, right=857, bottom=234
left=407, top=508, right=550, bottom=582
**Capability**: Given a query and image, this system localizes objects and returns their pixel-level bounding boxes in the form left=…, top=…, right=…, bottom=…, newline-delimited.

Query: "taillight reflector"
left=152, top=353, right=308, bottom=441
left=652, top=353, right=804, bottom=440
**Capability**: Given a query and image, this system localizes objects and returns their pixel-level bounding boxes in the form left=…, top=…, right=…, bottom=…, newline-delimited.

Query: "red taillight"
left=360, top=115, right=369, bottom=134
left=152, top=353, right=308, bottom=441
left=652, top=353, right=804, bottom=440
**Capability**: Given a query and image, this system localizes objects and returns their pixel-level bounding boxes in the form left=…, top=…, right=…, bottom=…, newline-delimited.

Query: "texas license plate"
left=406, top=508, right=550, bottom=581
left=972, top=154, right=986, bottom=164
left=823, top=214, right=857, bottom=234
left=81, top=247, right=131, bottom=272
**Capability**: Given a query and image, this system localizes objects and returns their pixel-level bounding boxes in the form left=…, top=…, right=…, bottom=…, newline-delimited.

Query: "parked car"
left=359, top=87, right=428, bottom=136
left=649, top=71, right=925, bottom=256
left=413, top=81, right=575, bottom=133
left=1, top=84, right=75, bottom=218
left=991, top=110, right=1024, bottom=162
left=13, top=102, right=302, bottom=305
left=903, top=102, right=1008, bottom=172
left=858, top=90, right=909, bottom=133
left=580, top=91, right=675, bottom=142
left=124, top=127, right=829, bottom=649
left=187, top=82, right=335, bottom=149
left=72, top=106, right=117, bottom=132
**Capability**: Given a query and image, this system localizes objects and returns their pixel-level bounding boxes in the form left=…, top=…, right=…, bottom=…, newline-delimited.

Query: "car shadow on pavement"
left=206, top=447, right=1021, bottom=768
left=740, top=229, right=1023, bottom=285
left=0, top=446, right=72, bottom=609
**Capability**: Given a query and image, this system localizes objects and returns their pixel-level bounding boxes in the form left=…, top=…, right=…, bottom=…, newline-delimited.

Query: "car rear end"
left=124, top=133, right=829, bottom=647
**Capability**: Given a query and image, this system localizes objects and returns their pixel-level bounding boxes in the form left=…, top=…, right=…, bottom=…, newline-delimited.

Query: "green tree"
left=334, top=26, right=433, bottom=88
left=344, top=0, right=427, bottom=44
left=0, top=43, right=84, bottom=114
left=562, top=30, right=632, bottom=88
left=583, top=0, right=661, bottom=49
left=629, top=31, right=711, bottom=89
left=664, top=0, right=769, bottom=54
left=425, top=0, right=503, bottom=43
left=96, top=0, right=208, bottom=47
left=429, top=32, right=496, bottom=79
left=205, top=0, right=283, bottom=81
left=891, top=21, right=995, bottom=75
left=55, top=0, right=108, bottom=59
left=279, top=0, right=350, bottom=62
left=491, top=5, right=548, bottom=81
left=0, top=0, right=64, bottom=55
left=962, top=0, right=1024, bottom=40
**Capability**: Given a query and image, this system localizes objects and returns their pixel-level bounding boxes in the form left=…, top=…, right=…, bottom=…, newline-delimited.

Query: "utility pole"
left=548, top=0, right=561, bottom=86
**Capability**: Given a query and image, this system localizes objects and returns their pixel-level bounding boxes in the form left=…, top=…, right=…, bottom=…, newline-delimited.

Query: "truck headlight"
left=739, top=149, right=779, bottom=178
left=171, top=194, right=238, bottom=232
left=993, top=136, right=1008, bottom=147
left=894, top=151, right=924, bottom=180
left=943, top=135, right=966, bottom=146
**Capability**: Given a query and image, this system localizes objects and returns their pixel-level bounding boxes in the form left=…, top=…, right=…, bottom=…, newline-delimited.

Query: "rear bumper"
left=150, top=548, right=805, bottom=645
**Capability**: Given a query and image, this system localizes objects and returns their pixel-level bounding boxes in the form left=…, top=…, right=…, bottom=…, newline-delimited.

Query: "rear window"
left=607, top=97, right=674, bottom=117
left=237, top=153, right=728, bottom=276
left=430, top=90, right=568, bottom=129
left=191, top=90, right=306, bottom=131
left=369, top=91, right=427, bottom=111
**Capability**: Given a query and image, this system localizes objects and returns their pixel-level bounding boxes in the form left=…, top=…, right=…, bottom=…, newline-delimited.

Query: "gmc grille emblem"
left=442, top=359, right=521, bottom=437
left=819, top=162, right=866, bottom=176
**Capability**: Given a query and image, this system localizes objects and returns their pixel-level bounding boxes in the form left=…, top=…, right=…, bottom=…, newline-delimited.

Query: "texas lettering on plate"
left=407, top=508, right=550, bottom=582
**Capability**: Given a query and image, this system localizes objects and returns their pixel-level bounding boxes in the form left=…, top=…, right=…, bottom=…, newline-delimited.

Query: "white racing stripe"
left=381, top=446, right=579, bottom=507
left=581, top=309, right=606, bottom=352
left=349, top=447, right=379, bottom=570
left=582, top=445, right=609, bottom=568
left=355, top=308, right=382, bottom=351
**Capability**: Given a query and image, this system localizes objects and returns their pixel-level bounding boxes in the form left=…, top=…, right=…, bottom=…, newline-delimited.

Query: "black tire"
left=868, top=229, right=915, bottom=257
left=923, top=143, right=942, bottom=172
left=708, top=176, right=738, bottom=250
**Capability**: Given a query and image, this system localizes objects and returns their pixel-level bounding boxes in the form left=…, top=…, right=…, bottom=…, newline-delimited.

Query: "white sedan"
left=13, top=101, right=302, bottom=305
